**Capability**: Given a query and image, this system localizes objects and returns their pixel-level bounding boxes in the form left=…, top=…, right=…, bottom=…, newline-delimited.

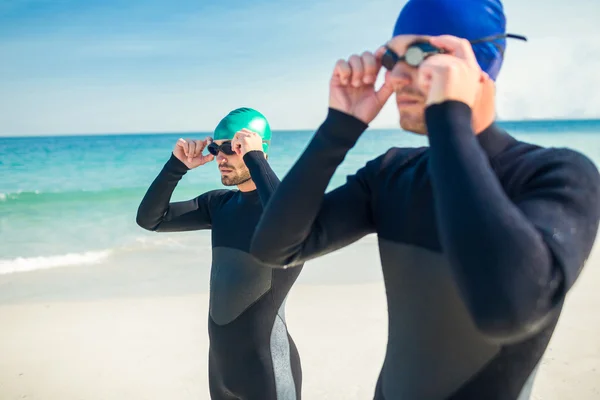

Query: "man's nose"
left=386, top=64, right=415, bottom=88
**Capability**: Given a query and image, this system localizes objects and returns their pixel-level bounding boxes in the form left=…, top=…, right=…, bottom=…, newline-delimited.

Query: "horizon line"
left=1, top=117, right=600, bottom=139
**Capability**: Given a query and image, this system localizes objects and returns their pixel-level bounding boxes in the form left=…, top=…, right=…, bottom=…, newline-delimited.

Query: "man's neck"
left=237, top=179, right=256, bottom=192
left=472, top=80, right=496, bottom=135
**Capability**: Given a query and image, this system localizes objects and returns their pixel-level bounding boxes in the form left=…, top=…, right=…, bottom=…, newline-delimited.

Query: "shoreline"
left=0, top=242, right=598, bottom=399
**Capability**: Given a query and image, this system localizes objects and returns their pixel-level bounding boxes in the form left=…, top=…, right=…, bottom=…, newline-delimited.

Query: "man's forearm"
left=250, top=108, right=370, bottom=266
left=425, top=101, right=561, bottom=342
left=136, top=153, right=189, bottom=230
left=243, top=151, right=280, bottom=207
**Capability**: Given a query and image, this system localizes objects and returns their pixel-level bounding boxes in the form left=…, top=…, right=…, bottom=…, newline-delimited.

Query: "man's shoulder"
left=505, top=138, right=597, bottom=171
left=362, top=146, right=428, bottom=174
left=199, top=188, right=236, bottom=203
left=345, top=147, right=428, bottom=190
left=499, top=139, right=600, bottom=189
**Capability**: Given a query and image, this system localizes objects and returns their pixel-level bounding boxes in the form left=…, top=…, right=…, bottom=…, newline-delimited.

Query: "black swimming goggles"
left=207, top=140, right=270, bottom=156
left=207, top=141, right=235, bottom=156
left=381, top=33, right=528, bottom=70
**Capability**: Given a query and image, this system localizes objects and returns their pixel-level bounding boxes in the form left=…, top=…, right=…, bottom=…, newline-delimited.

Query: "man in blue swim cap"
left=251, top=0, right=600, bottom=399
left=137, top=107, right=304, bottom=400
left=380, top=0, right=526, bottom=136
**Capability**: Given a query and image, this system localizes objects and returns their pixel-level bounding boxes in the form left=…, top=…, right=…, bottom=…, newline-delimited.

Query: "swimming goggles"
left=207, top=141, right=236, bottom=156
left=207, top=140, right=270, bottom=156
left=381, top=33, right=528, bottom=70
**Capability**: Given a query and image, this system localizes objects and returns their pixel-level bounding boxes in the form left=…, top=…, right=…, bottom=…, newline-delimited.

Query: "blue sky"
left=1, top=0, right=599, bottom=135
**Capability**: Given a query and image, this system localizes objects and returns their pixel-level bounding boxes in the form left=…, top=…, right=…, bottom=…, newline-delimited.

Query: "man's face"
left=212, top=140, right=252, bottom=186
left=384, top=34, right=432, bottom=135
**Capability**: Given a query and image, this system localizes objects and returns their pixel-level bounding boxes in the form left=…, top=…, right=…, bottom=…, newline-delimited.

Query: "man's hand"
left=173, top=137, right=214, bottom=169
left=232, top=129, right=264, bottom=157
left=329, top=48, right=394, bottom=125
left=417, top=35, right=486, bottom=108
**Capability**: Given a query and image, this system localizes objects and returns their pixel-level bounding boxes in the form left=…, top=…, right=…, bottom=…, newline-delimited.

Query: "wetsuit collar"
left=476, top=122, right=516, bottom=160
left=240, top=189, right=260, bottom=198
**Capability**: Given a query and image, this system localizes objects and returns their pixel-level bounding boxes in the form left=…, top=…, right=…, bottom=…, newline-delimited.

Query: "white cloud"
left=496, top=35, right=600, bottom=120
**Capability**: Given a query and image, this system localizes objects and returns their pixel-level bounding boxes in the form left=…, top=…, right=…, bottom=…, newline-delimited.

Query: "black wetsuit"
left=136, top=151, right=303, bottom=400
left=250, top=101, right=600, bottom=399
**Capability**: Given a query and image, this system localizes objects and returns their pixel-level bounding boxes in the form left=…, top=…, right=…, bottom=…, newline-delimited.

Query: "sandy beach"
left=1, top=237, right=599, bottom=399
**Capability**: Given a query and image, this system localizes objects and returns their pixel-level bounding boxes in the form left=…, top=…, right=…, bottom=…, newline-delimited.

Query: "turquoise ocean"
left=2, top=120, right=600, bottom=277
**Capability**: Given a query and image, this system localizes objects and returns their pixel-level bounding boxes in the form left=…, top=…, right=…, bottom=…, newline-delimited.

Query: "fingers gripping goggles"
left=381, top=33, right=527, bottom=70
left=207, top=140, right=271, bottom=156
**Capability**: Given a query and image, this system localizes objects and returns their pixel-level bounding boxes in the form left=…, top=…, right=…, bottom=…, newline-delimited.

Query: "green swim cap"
left=213, top=107, right=272, bottom=154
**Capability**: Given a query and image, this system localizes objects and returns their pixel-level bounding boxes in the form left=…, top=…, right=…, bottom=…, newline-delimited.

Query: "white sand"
left=0, top=284, right=388, bottom=400
left=0, top=242, right=599, bottom=399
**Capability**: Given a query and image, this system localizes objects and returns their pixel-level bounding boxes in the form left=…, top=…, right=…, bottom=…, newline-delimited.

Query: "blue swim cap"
left=392, top=0, right=507, bottom=80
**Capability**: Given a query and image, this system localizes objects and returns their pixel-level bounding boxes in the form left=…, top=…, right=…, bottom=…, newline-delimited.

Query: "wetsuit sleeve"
left=250, top=108, right=376, bottom=267
left=425, top=100, right=600, bottom=344
left=243, top=151, right=280, bottom=206
left=136, top=153, right=217, bottom=232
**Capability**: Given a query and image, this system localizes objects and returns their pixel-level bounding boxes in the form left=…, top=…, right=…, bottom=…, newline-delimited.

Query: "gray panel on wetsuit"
left=377, top=239, right=502, bottom=399
left=209, top=247, right=273, bottom=325
left=516, top=362, right=539, bottom=400
left=270, top=298, right=297, bottom=400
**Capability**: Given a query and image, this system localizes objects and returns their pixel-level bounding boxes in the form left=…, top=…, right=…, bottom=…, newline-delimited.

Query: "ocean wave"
left=0, top=187, right=144, bottom=205
left=0, top=185, right=213, bottom=206
left=0, top=250, right=112, bottom=275
left=0, top=233, right=211, bottom=275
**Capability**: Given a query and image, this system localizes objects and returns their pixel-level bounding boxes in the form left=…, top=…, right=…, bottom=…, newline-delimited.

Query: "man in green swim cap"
left=206, top=107, right=272, bottom=187
left=136, top=107, right=304, bottom=400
